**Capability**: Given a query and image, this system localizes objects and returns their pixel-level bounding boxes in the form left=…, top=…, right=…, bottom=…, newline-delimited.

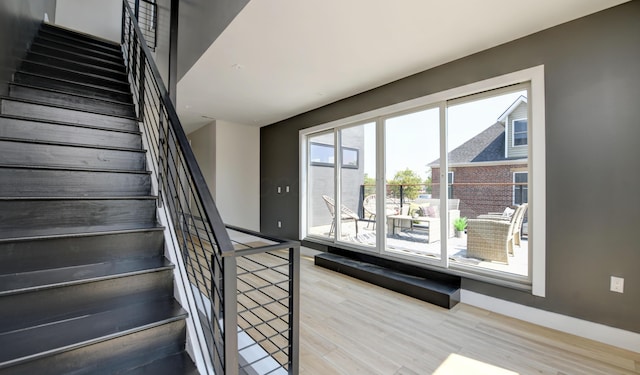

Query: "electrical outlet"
left=277, top=221, right=282, bottom=228
left=610, top=276, right=624, bottom=293
left=286, top=186, right=290, bottom=193
left=277, top=186, right=281, bottom=194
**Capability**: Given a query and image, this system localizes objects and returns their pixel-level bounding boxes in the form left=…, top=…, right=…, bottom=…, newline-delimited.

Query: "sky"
left=363, top=90, right=527, bottom=180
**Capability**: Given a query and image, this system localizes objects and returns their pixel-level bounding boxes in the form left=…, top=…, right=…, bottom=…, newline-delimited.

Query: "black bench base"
left=314, top=251, right=460, bottom=309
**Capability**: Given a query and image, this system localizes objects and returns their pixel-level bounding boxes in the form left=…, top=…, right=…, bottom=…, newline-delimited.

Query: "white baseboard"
left=461, top=290, right=640, bottom=353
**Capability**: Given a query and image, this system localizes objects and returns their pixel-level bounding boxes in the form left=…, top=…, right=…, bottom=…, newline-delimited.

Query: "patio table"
left=386, top=214, right=441, bottom=243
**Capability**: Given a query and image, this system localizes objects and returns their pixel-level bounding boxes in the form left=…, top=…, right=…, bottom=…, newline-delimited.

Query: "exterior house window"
left=310, top=142, right=359, bottom=168
left=513, top=119, right=528, bottom=146
left=514, top=172, right=528, bottom=205
left=447, top=171, right=454, bottom=199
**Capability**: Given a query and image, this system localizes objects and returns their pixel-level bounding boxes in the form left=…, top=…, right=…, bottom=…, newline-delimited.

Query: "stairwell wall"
left=0, top=0, right=56, bottom=96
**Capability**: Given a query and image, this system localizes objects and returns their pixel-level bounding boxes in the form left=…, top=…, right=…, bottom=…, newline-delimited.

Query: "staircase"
left=0, top=23, right=198, bottom=374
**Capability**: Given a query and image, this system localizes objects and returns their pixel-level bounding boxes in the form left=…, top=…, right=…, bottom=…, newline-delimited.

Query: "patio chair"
left=322, top=195, right=359, bottom=236
left=363, top=194, right=376, bottom=229
left=466, top=203, right=528, bottom=264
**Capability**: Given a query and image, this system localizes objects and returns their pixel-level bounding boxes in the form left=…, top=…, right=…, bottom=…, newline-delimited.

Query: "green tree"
left=424, top=176, right=432, bottom=194
left=387, top=169, right=423, bottom=200
left=363, top=173, right=376, bottom=196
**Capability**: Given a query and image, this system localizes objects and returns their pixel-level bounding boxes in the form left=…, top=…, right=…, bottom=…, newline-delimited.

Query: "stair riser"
left=20, top=61, right=129, bottom=92
left=38, top=30, right=121, bottom=56
left=0, top=117, right=141, bottom=148
left=2, top=319, right=186, bottom=375
left=0, top=269, right=174, bottom=333
left=33, top=37, right=123, bottom=64
left=26, top=52, right=127, bottom=81
left=29, top=43, right=125, bottom=73
left=9, top=85, right=135, bottom=117
left=0, top=169, right=151, bottom=198
left=13, top=72, right=132, bottom=103
left=0, top=141, right=146, bottom=171
left=0, top=230, right=164, bottom=274
left=1, top=99, right=138, bottom=131
left=0, top=199, right=157, bottom=236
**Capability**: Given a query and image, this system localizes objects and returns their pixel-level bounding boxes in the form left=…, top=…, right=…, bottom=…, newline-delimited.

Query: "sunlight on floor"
left=433, top=353, right=519, bottom=375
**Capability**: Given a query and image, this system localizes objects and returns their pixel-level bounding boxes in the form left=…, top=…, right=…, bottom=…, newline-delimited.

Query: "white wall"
left=189, top=122, right=216, bottom=198
left=214, top=120, right=260, bottom=231
left=55, top=0, right=121, bottom=42
left=188, top=120, right=260, bottom=232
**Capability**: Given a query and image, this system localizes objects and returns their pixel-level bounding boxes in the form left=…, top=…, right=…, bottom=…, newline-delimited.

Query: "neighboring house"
left=430, top=96, right=528, bottom=219
left=308, top=129, right=365, bottom=227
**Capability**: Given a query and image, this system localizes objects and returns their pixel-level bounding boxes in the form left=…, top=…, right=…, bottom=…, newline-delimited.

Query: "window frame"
left=309, top=142, right=359, bottom=169
left=299, top=65, right=546, bottom=296
left=512, top=118, right=528, bottom=147
left=513, top=171, right=528, bottom=205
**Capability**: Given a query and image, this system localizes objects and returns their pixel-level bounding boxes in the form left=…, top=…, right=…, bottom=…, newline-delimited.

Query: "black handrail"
left=122, top=2, right=299, bottom=373
left=121, top=0, right=234, bottom=255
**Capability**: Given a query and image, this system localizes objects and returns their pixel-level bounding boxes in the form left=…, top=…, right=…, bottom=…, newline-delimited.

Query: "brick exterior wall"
left=432, top=163, right=527, bottom=218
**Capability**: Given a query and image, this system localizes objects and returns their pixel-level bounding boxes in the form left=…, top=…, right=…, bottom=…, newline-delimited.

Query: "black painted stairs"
left=0, top=23, right=198, bottom=374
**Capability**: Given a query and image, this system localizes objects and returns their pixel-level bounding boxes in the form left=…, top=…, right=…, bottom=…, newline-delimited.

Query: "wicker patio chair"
left=322, top=195, right=359, bottom=236
left=466, top=203, right=528, bottom=264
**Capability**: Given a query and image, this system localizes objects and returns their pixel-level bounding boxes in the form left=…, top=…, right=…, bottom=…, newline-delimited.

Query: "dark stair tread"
left=29, top=42, right=125, bottom=73
left=315, top=252, right=460, bottom=309
left=0, top=298, right=186, bottom=366
left=0, top=95, right=137, bottom=121
left=0, top=136, right=146, bottom=153
left=34, top=35, right=124, bottom=63
left=26, top=50, right=127, bottom=78
left=19, top=61, right=130, bottom=92
left=0, top=228, right=165, bottom=275
left=0, top=226, right=164, bottom=244
left=11, top=72, right=133, bottom=99
left=0, top=163, right=150, bottom=174
left=0, top=223, right=160, bottom=241
left=42, top=22, right=121, bottom=48
left=0, top=257, right=171, bottom=294
left=9, top=82, right=134, bottom=108
left=20, top=59, right=129, bottom=86
left=0, top=113, right=141, bottom=135
left=125, top=352, right=199, bottom=375
left=38, top=28, right=122, bottom=54
left=0, top=197, right=158, bottom=240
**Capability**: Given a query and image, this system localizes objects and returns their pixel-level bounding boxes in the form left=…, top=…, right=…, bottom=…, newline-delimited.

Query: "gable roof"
left=429, top=95, right=529, bottom=167
left=430, top=122, right=514, bottom=166
left=497, top=95, right=527, bottom=123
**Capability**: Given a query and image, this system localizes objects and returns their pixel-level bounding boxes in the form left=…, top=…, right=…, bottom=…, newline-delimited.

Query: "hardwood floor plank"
left=299, top=249, right=640, bottom=374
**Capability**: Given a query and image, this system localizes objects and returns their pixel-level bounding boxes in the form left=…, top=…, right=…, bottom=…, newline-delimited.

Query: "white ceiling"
left=176, top=0, right=628, bottom=133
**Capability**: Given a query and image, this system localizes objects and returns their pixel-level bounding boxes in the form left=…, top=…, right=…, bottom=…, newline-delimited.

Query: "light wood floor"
left=298, top=249, right=640, bottom=375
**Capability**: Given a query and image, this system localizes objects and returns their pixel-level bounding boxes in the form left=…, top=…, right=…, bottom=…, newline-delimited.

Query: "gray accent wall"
left=260, top=2, right=640, bottom=333
left=0, top=0, right=56, bottom=95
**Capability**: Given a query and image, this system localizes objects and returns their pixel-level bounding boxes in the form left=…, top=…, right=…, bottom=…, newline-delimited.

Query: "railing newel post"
left=223, top=255, right=238, bottom=375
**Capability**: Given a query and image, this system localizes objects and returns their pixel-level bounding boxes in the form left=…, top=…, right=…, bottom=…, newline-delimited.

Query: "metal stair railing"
left=121, top=2, right=299, bottom=374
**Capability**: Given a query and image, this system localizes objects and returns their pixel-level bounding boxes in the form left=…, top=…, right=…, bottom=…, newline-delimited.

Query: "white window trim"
left=512, top=118, right=528, bottom=147
left=299, top=65, right=546, bottom=297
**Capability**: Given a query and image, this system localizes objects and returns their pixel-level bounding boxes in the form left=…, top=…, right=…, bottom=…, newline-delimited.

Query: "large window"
left=300, top=66, right=545, bottom=294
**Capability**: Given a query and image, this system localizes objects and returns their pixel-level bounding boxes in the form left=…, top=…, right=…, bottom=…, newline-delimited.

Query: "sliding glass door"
left=302, top=70, right=541, bottom=285
left=383, top=107, right=445, bottom=264
left=337, top=122, right=376, bottom=249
